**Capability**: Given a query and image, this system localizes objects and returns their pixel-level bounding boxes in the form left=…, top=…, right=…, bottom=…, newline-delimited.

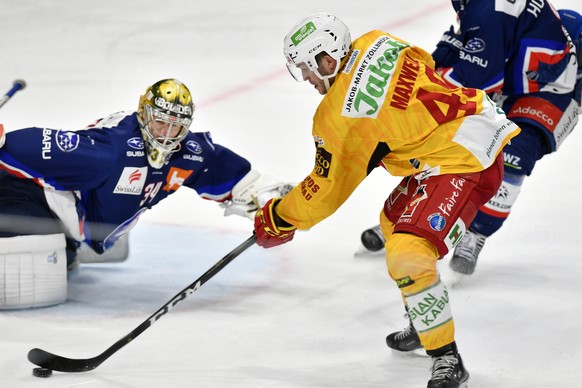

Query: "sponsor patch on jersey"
left=427, top=213, right=446, bottom=231
left=436, top=177, right=466, bottom=217
left=314, top=147, right=332, bottom=177
left=163, top=167, right=193, bottom=192
left=186, top=140, right=203, bottom=154
left=459, top=51, right=488, bottom=68
left=127, top=137, right=144, bottom=150
left=444, top=218, right=466, bottom=251
left=343, top=49, right=360, bottom=74
left=507, top=96, right=562, bottom=132
left=56, top=130, right=80, bottom=152
left=114, top=167, right=148, bottom=195
left=342, top=35, right=409, bottom=118
left=464, top=37, right=486, bottom=53
left=299, top=176, right=320, bottom=201
left=313, top=135, right=325, bottom=147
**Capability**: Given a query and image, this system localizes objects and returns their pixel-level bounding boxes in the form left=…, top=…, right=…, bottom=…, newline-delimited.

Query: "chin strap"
left=321, top=60, right=342, bottom=93
left=323, top=77, right=331, bottom=92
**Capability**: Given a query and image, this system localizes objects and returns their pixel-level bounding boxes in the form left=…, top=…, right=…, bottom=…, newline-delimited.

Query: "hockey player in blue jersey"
left=0, top=78, right=291, bottom=310
left=376, top=0, right=582, bottom=360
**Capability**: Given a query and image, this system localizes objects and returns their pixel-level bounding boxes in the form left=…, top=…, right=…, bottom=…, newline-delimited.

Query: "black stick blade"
left=28, top=348, right=103, bottom=372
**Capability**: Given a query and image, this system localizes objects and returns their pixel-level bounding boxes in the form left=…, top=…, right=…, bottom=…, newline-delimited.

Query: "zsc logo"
left=56, top=131, right=80, bottom=152
left=464, top=38, right=485, bottom=53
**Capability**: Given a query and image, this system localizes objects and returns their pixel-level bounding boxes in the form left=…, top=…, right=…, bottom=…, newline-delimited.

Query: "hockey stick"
left=28, top=233, right=257, bottom=373
left=0, top=79, right=26, bottom=109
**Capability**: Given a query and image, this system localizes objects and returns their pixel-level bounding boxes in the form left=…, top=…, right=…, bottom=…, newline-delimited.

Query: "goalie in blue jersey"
left=0, top=78, right=291, bottom=310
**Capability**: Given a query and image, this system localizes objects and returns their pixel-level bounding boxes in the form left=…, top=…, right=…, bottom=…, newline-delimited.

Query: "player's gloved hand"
left=432, top=25, right=463, bottom=69
left=0, top=124, right=5, bottom=148
left=254, top=198, right=296, bottom=248
left=221, top=169, right=294, bottom=220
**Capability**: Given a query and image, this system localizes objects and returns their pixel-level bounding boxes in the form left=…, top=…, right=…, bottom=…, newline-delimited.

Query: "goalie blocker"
left=0, top=233, right=67, bottom=310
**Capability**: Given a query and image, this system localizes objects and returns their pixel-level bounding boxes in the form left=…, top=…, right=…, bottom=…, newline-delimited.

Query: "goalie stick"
left=0, top=79, right=26, bottom=109
left=28, top=234, right=257, bottom=373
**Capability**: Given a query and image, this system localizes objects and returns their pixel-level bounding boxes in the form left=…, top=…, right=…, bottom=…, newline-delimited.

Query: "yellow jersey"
left=277, top=30, right=520, bottom=229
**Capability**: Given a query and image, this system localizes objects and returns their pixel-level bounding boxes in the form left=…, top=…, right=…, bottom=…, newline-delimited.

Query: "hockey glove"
left=0, top=124, right=5, bottom=148
left=254, top=198, right=296, bottom=248
left=432, top=26, right=463, bottom=69
left=221, top=170, right=295, bottom=220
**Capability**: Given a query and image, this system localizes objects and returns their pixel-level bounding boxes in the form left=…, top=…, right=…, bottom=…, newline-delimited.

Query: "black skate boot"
left=386, top=314, right=422, bottom=352
left=449, top=229, right=487, bottom=275
left=427, top=343, right=469, bottom=388
left=361, top=224, right=386, bottom=252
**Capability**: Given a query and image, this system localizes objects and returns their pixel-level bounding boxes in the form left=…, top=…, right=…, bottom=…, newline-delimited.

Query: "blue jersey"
left=437, top=0, right=577, bottom=96
left=0, top=111, right=251, bottom=252
left=434, top=0, right=579, bottom=151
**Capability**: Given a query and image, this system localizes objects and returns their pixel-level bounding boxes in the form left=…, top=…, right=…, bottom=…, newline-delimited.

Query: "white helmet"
left=283, top=13, right=351, bottom=84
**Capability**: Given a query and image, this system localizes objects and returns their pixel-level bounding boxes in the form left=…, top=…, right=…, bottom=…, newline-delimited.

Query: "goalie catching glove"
left=254, top=198, right=296, bottom=248
left=221, top=169, right=294, bottom=219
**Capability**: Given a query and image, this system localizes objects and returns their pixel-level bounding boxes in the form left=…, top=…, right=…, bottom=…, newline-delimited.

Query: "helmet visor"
left=286, top=61, right=320, bottom=82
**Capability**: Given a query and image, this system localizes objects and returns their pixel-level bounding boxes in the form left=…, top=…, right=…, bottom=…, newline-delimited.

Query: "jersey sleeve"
left=0, top=126, right=118, bottom=190
left=437, top=2, right=508, bottom=93
left=276, top=109, right=388, bottom=230
left=185, top=132, right=252, bottom=201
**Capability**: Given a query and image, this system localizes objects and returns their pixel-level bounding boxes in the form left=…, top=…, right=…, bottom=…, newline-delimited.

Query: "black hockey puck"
left=361, top=226, right=386, bottom=252
left=32, top=367, right=52, bottom=378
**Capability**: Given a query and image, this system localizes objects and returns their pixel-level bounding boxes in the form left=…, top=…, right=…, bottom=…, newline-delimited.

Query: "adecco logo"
left=512, top=106, right=554, bottom=126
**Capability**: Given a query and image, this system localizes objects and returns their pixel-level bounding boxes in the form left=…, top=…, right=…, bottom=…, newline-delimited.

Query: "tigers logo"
left=401, top=184, right=427, bottom=219
left=163, top=167, right=193, bottom=192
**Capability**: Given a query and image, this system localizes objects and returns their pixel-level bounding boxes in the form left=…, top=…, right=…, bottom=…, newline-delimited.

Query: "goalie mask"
left=283, top=13, right=351, bottom=90
left=137, top=79, right=194, bottom=169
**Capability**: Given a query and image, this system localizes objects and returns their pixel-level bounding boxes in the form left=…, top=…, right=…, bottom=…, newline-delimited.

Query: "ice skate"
left=449, top=229, right=486, bottom=275
left=427, top=344, right=469, bottom=388
left=386, top=314, right=422, bottom=352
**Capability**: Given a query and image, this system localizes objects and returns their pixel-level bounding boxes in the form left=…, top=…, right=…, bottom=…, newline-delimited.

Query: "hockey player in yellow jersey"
left=253, top=12, right=520, bottom=388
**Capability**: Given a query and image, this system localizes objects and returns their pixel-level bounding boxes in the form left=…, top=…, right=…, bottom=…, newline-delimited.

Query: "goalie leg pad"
left=0, top=234, right=67, bottom=309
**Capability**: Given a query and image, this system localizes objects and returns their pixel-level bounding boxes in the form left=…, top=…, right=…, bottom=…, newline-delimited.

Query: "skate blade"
left=389, top=347, right=427, bottom=358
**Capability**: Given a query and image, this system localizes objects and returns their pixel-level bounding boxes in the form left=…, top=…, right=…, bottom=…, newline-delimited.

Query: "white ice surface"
left=1, top=0, right=581, bottom=387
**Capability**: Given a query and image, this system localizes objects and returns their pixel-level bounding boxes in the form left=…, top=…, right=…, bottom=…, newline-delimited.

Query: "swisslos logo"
left=114, top=167, right=148, bottom=195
